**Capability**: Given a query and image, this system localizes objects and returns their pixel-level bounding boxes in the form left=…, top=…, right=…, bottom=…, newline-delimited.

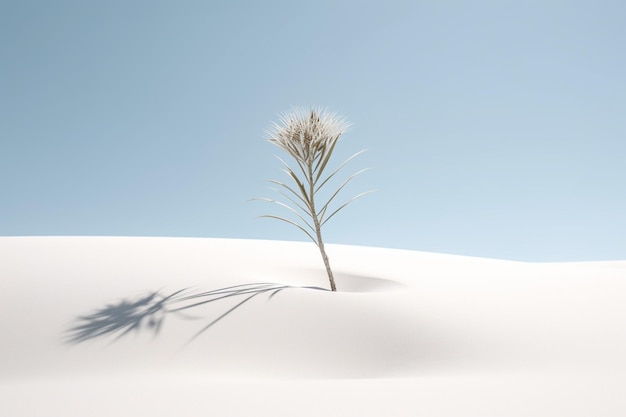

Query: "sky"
left=1, top=0, right=624, bottom=261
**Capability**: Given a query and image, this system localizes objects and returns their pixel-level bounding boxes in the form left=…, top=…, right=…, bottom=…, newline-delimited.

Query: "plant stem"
left=308, top=161, right=337, bottom=292
left=314, top=215, right=336, bottom=292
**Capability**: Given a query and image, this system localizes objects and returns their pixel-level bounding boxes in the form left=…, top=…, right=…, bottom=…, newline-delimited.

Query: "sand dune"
left=1, top=237, right=625, bottom=416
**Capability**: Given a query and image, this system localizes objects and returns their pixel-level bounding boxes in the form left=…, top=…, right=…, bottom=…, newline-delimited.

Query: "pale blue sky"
left=1, top=0, right=624, bottom=261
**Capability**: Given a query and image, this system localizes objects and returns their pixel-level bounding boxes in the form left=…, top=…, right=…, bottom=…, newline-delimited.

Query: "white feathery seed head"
left=257, top=106, right=371, bottom=291
left=266, top=106, right=352, bottom=162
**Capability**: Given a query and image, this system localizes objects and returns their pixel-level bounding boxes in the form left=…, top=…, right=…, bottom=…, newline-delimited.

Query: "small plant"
left=257, top=107, right=372, bottom=291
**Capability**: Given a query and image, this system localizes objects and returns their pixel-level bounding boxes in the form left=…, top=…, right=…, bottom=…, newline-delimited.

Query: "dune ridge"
left=1, top=237, right=625, bottom=416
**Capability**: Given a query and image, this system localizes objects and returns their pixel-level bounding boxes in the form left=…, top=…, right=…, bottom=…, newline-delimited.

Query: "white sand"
left=1, top=237, right=625, bottom=416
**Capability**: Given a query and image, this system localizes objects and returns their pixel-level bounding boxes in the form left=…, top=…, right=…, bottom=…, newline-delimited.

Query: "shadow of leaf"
left=66, top=283, right=327, bottom=345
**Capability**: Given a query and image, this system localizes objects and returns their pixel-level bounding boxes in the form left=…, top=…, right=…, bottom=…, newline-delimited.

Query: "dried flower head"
left=256, top=106, right=372, bottom=291
left=266, top=107, right=352, bottom=163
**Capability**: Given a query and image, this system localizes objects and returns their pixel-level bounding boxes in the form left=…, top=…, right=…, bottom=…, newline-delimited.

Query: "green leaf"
left=313, top=136, right=339, bottom=179
left=317, top=168, right=370, bottom=219
left=255, top=197, right=315, bottom=233
left=275, top=156, right=311, bottom=202
left=258, top=215, right=318, bottom=245
left=320, top=190, right=376, bottom=227
left=271, top=187, right=313, bottom=219
left=315, top=149, right=367, bottom=192
left=275, top=154, right=308, bottom=184
left=267, top=179, right=312, bottom=212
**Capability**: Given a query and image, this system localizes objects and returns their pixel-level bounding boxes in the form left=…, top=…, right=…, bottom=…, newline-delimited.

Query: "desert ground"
left=1, top=237, right=625, bottom=416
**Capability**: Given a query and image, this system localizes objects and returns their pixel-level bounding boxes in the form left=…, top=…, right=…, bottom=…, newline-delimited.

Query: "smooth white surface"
left=1, top=237, right=625, bottom=416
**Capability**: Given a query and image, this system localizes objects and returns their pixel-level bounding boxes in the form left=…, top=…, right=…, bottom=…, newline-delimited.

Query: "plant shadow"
left=66, top=282, right=327, bottom=345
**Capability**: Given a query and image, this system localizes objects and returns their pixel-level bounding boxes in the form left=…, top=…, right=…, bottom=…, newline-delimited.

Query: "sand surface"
left=1, top=237, right=625, bottom=416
